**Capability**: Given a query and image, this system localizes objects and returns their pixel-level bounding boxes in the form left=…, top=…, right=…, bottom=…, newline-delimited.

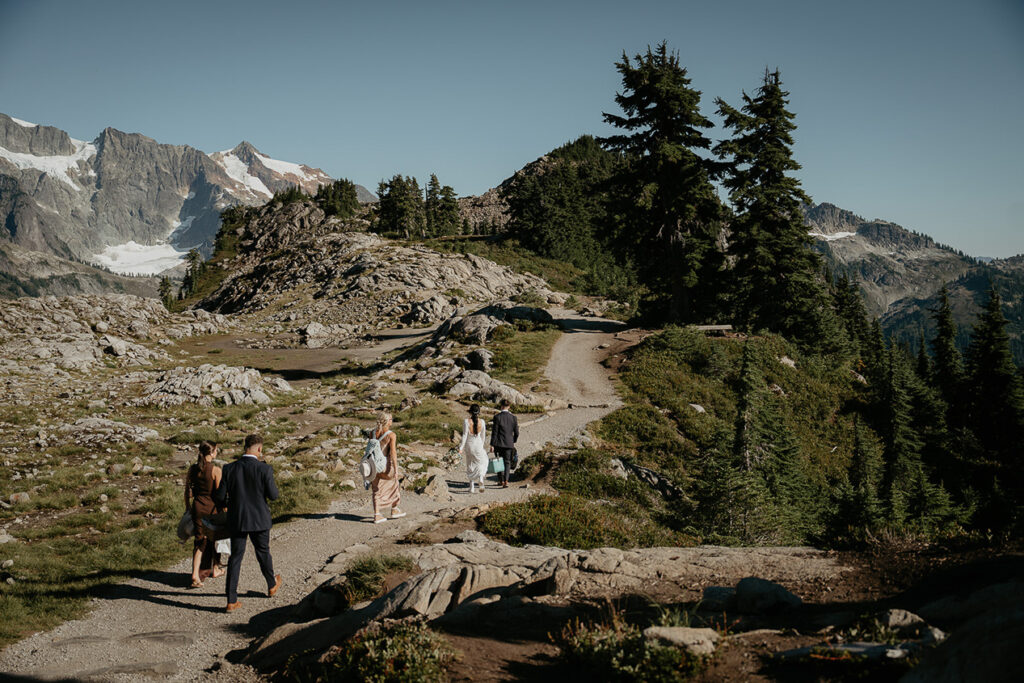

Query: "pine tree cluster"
left=374, top=174, right=460, bottom=238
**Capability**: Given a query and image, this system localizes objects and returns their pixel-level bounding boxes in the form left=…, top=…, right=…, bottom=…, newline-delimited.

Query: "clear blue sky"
left=1, top=0, right=1022, bottom=256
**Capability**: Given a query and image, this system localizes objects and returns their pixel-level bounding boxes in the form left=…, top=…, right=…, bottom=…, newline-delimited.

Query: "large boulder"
left=902, top=604, right=1024, bottom=683
left=735, top=577, right=802, bottom=614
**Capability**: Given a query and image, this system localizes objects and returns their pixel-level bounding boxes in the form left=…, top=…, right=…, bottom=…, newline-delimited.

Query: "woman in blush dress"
left=371, top=411, right=406, bottom=523
left=459, top=404, right=488, bottom=493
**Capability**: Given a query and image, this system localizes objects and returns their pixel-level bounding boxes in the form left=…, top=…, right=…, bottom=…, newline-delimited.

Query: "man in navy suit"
left=213, top=433, right=281, bottom=612
left=490, top=399, right=519, bottom=488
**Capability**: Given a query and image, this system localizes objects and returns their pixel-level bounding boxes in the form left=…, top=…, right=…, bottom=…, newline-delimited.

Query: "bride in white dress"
left=459, top=404, right=488, bottom=493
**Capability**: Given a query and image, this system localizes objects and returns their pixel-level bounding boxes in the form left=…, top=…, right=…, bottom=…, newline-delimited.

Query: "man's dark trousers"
left=491, top=409, right=519, bottom=485
left=494, top=447, right=515, bottom=484
left=226, top=531, right=275, bottom=603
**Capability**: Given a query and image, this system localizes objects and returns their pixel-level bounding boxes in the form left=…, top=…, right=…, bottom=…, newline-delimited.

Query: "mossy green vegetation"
left=479, top=494, right=688, bottom=550
left=284, top=617, right=456, bottom=683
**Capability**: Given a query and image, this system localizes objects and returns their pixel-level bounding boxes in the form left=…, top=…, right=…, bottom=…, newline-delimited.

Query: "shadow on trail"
left=250, top=364, right=373, bottom=383
left=555, top=317, right=627, bottom=334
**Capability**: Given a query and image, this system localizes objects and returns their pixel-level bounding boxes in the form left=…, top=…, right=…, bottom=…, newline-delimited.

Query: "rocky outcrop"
left=197, top=204, right=557, bottom=331
left=56, top=418, right=159, bottom=445
left=129, top=364, right=291, bottom=408
left=457, top=187, right=508, bottom=233
left=246, top=536, right=848, bottom=670
left=0, top=294, right=228, bottom=370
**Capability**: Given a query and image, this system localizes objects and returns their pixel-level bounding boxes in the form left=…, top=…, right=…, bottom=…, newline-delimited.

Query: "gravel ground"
left=0, top=312, right=625, bottom=682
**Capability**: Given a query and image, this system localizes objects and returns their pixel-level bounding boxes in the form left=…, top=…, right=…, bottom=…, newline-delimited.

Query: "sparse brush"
left=553, top=606, right=703, bottom=682
left=343, top=554, right=417, bottom=605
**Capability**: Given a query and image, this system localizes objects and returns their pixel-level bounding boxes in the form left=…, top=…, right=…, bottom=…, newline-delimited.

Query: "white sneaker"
left=373, top=515, right=387, bottom=524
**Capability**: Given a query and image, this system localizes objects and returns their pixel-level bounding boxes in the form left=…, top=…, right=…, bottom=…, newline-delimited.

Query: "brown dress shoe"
left=225, top=601, right=242, bottom=612
left=268, top=574, right=282, bottom=597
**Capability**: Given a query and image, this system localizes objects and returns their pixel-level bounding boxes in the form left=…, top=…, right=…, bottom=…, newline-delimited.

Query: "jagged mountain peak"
left=0, top=111, right=370, bottom=293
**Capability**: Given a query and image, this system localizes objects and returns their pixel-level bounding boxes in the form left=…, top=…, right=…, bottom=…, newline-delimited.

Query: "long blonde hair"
left=375, top=410, right=393, bottom=436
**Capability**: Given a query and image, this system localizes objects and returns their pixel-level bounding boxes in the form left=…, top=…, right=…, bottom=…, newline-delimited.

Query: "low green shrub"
left=285, top=617, right=455, bottom=683
left=554, top=610, right=703, bottom=681
left=479, top=494, right=685, bottom=549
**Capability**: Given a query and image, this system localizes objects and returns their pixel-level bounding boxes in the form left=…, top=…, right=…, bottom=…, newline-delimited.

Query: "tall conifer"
left=715, top=69, right=840, bottom=351
left=600, top=42, right=725, bottom=322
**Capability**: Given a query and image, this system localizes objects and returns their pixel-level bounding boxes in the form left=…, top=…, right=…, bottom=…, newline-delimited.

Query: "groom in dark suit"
left=213, top=433, right=282, bottom=612
left=490, top=399, right=519, bottom=489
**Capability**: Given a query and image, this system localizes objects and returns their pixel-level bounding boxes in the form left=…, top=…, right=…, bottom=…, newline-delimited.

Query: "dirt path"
left=0, top=312, right=625, bottom=681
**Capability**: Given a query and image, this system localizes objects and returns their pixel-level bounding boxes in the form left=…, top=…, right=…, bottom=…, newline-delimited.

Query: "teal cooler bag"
left=487, top=457, right=505, bottom=474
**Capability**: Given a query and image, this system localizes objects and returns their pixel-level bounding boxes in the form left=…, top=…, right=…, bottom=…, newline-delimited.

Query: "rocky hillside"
left=882, top=255, right=1024, bottom=362
left=197, top=200, right=560, bottom=334
left=0, top=239, right=157, bottom=298
left=805, top=203, right=975, bottom=316
left=0, top=113, right=372, bottom=285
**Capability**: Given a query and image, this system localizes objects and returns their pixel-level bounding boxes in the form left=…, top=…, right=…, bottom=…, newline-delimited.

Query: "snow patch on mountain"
left=91, top=241, right=188, bottom=275
left=809, top=230, right=857, bottom=242
left=9, top=117, right=37, bottom=128
left=214, top=152, right=272, bottom=198
left=0, top=139, right=97, bottom=190
left=256, top=153, right=318, bottom=181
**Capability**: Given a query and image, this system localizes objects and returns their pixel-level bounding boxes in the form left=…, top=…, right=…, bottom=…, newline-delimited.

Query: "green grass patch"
left=343, top=553, right=417, bottom=605
left=394, top=398, right=461, bottom=445
left=487, top=325, right=562, bottom=388
left=479, top=494, right=688, bottom=550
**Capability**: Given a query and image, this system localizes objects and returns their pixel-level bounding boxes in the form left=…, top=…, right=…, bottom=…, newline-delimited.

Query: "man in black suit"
left=213, top=433, right=282, bottom=612
left=490, top=399, right=519, bottom=489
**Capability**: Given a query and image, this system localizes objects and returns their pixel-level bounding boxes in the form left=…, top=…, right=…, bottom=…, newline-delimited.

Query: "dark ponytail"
left=198, top=440, right=216, bottom=467
left=468, top=404, right=481, bottom=435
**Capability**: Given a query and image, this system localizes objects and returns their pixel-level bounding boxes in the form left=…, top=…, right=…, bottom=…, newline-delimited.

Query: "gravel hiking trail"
left=0, top=312, right=626, bottom=682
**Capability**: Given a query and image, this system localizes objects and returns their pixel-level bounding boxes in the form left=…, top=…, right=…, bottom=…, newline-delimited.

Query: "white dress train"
left=460, top=418, right=488, bottom=486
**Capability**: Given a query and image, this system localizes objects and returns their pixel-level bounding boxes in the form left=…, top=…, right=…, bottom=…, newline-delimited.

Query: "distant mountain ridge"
left=0, top=112, right=373, bottom=288
left=804, top=202, right=977, bottom=316
left=803, top=202, right=1023, bottom=362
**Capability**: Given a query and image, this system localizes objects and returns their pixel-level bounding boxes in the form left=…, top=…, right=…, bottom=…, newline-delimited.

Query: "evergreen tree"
left=437, top=184, right=461, bottom=236
left=865, top=319, right=887, bottom=386
left=715, top=69, right=840, bottom=350
left=878, top=341, right=924, bottom=524
left=966, top=286, right=1024, bottom=495
left=841, top=417, right=884, bottom=531
left=314, top=179, right=360, bottom=218
left=733, top=341, right=765, bottom=470
left=158, top=277, right=174, bottom=310
left=600, top=42, right=726, bottom=322
left=181, top=248, right=204, bottom=297
left=831, top=272, right=872, bottom=358
left=930, top=284, right=965, bottom=421
left=376, top=175, right=425, bottom=238
left=424, top=174, right=442, bottom=236
left=915, top=332, right=931, bottom=382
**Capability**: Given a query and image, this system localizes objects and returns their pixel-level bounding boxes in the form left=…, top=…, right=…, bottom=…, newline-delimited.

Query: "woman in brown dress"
left=371, top=411, right=406, bottom=524
left=184, top=440, right=224, bottom=588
